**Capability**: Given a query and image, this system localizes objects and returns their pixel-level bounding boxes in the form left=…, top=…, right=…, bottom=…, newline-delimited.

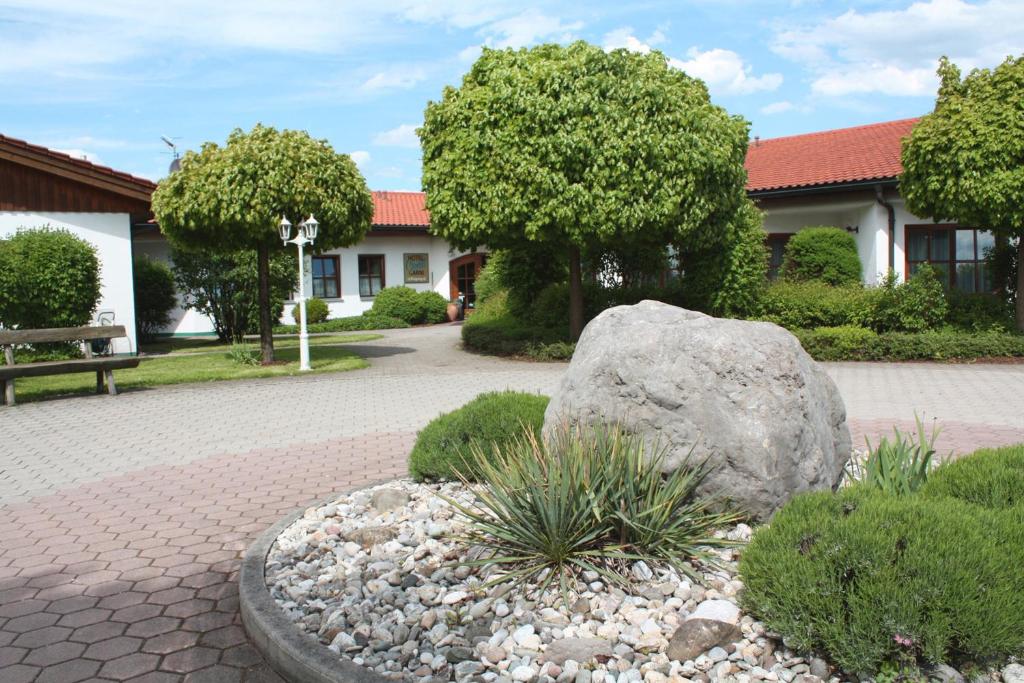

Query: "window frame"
left=904, top=224, right=993, bottom=293
left=310, top=255, right=341, bottom=300
left=358, top=254, right=386, bottom=298
left=765, top=233, right=792, bottom=281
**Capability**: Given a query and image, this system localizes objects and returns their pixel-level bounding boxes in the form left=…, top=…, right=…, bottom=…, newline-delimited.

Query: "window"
left=311, top=256, right=340, bottom=299
left=358, top=255, right=385, bottom=297
left=905, top=225, right=994, bottom=293
left=766, top=234, right=791, bottom=280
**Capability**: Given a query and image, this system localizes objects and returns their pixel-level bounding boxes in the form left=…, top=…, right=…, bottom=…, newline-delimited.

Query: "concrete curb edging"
left=240, top=490, right=393, bottom=683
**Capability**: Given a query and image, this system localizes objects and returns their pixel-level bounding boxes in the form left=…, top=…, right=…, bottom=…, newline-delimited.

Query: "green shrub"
left=525, top=341, right=576, bottom=361
left=678, top=200, right=767, bottom=316
left=462, top=313, right=569, bottom=357
left=761, top=281, right=878, bottom=329
left=794, top=327, right=1024, bottom=361
left=370, top=286, right=423, bottom=324
left=947, top=291, right=1014, bottom=332
left=0, top=227, right=101, bottom=329
left=782, top=227, right=862, bottom=286
left=408, top=391, right=549, bottom=481
left=740, top=486, right=1024, bottom=675
left=133, top=257, right=177, bottom=341
left=227, top=342, right=260, bottom=366
left=872, top=266, right=948, bottom=332
left=274, top=314, right=408, bottom=334
left=417, top=290, right=449, bottom=324
left=473, top=256, right=505, bottom=307
left=448, top=423, right=740, bottom=600
left=922, top=444, right=1024, bottom=509
left=861, top=417, right=937, bottom=496
left=292, top=297, right=329, bottom=325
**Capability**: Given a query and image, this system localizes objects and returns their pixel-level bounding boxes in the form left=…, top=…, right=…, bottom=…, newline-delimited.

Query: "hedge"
left=740, top=485, right=1024, bottom=674
left=408, top=391, right=550, bottom=480
left=133, top=257, right=178, bottom=341
left=794, top=326, right=1024, bottom=361
left=760, top=281, right=878, bottom=329
left=273, top=314, right=408, bottom=334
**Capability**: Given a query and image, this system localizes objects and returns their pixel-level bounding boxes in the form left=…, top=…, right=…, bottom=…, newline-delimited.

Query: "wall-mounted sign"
left=404, top=253, right=429, bottom=283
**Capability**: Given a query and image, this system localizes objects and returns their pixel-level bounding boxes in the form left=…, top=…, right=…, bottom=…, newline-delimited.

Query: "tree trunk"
left=1016, top=237, right=1024, bottom=332
left=257, top=242, right=275, bottom=364
left=569, top=245, right=584, bottom=342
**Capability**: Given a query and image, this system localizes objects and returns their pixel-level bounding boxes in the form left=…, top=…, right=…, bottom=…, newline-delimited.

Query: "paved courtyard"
left=1, top=324, right=1023, bottom=682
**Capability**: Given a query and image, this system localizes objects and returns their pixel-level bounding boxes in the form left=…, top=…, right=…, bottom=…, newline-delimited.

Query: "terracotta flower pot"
left=446, top=303, right=459, bottom=322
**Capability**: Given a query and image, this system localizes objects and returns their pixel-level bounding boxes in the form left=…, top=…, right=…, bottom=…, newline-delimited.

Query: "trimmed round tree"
left=152, top=125, right=373, bottom=362
left=420, top=41, right=750, bottom=340
left=901, top=55, right=1024, bottom=330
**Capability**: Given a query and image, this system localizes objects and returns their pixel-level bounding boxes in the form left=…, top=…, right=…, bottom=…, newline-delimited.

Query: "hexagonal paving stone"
left=12, top=626, right=73, bottom=648
left=123, top=672, right=182, bottom=683
left=57, top=607, right=113, bottom=628
left=82, top=635, right=144, bottom=660
left=148, top=586, right=196, bottom=605
left=133, top=576, right=180, bottom=593
left=0, top=644, right=28, bottom=666
left=0, top=598, right=49, bottom=618
left=22, top=640, right=86, bottom=666
left=199, top=625, right=247, bottom=649
left=5, top=611, right=60, bottom=632
left=219, top=644, right=263, bottom=669
left=98, top=591, right=149, bottom=610
left=180, top=611, right=234, bottom=632
left=68, top=620, right=127, bottom=644
left=125, top=616, right=180, bottom=638
left=111, top=603, right=163, bottom=624
left=34, top=658, right=102, bottom=683
left=163, top=598, right=216, bottom=619
left=84, top=579, right=135, bottom=597
left=159, top=645, right=220, bottom=673
left=98, top=651, right=160, bottom=680
left=45, top=595, right=98, bottom=614
left=183, top=665, right=244, bottom=683
left=1, top=663, right=40, bottom=683
left=141, top=629, right=200, bottom=654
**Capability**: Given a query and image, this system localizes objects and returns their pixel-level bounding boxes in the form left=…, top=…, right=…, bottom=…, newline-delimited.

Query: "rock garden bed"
left=266, top=481, right=824, bottom=683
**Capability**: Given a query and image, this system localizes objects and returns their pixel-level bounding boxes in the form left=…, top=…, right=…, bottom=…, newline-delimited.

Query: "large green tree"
left=420, top=41, right=750, bottom=340
left=901, top=55, right=1024, bottom=330
left=152, top=125, right=373, bottom=362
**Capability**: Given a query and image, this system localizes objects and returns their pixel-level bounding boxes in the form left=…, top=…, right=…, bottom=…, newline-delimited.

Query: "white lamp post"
left=279, top=214, right=319, bottom=371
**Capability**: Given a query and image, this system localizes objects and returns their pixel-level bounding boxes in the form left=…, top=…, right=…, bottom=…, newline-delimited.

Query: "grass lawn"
left=141, top=333, right=380, bottom=355
left=11, top=334, right=381, bottom=403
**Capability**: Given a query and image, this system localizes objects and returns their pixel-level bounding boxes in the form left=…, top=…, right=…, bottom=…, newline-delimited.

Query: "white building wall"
left=0, top=212, right=138, bottom=354
left=133, top=232, right=475, bottom=335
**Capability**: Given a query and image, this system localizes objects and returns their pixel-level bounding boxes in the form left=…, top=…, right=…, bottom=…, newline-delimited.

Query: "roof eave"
left=747, top=177, right=899, bottom=200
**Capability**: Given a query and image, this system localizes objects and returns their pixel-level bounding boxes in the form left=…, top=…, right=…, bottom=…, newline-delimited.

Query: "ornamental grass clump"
left=860, top=417, right=938, bottom=495
left=445, top=423, right=740, bottom=601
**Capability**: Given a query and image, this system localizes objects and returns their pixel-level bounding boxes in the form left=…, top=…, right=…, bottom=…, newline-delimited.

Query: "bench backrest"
left=0, top=325, right=128, bottom=346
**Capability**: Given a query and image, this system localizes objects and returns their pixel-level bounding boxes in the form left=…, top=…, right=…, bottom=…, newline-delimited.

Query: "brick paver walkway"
left=1, top=324, right=1022, bottom=682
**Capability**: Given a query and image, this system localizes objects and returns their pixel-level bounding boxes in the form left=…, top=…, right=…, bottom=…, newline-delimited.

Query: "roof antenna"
left=161, top=136, right=181, bottom=173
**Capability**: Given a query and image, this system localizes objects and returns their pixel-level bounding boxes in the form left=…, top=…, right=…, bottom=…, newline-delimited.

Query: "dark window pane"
left=977, top=230, right=996, bottom=258
left=978, top=262, right=992, bottom=292
left=930, top=229, right=950, bottom=261
left=955, top=230, right=975, bottom=260
left=359, top=279, right=370, bottom=297
left=956, top=262, right=977, bottom=293
left=312, top=258, right=325, bottom=277
left=906, top=230, right=928, bottom=261
left=930, top=262, right=950, bottom=286
left=313, top=280, right=325, bottom=298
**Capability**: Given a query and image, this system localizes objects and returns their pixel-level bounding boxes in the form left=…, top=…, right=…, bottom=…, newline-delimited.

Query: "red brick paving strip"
left=2, top=419, right=1022, bottom=683
left=0, top=432, right=412, bottom=683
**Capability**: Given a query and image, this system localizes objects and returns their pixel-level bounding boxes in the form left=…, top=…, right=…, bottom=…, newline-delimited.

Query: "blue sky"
left=2, top=0, right=1021, bottom=189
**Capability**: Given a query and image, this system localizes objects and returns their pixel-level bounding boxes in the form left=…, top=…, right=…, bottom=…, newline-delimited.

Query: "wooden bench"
left=0, top=325, right=141, bottom=406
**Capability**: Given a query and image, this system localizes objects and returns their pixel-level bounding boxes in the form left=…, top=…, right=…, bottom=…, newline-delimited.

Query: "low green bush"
left=872, top=266, right=948, bottom=333
left=947, top=291, right=1015, bottom=332
left=408, top=391, right=549, bottom=481
left=761, top=282, right=878, bottom=329
left=462, top=313, right=569, bottom=358
left=370, top=286, right=422, bottom=323
left=292, top=297, right=329, bottom=325
left=782, top=227, right=862, bottom=286
left=794, top=327, right=1024, bottom=361
left=274, top=314, right=408, bottom=334
left=740, top=486, right=1024, bottom=675
left=449, top=423, right=740, bottom=599
left=922, top=444, right=1024, bottom=509
left=417, top=290, right=450, bottom=324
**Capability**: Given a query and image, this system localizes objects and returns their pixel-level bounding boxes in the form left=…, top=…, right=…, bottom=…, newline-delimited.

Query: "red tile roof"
left=371, top=190, right=430, bottom=228
left=0, top=133, right=158, bottom=192
left=744, top=117, right=919, bottom=193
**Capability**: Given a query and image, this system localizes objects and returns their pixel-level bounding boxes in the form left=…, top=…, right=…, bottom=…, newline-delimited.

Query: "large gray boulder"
left=543, top=301, right=850, bottom=520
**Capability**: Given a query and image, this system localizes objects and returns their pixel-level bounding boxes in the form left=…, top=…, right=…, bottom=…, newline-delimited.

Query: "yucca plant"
left=863, top=416, right=939, bottom=496
left=443, top=422, right=740, bottom=602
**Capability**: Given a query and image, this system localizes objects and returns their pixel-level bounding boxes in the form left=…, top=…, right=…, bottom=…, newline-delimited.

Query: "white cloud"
left=373, top=124, right=420, bottom=149
left=771, top=0, right=1024, bottom=97
left=602, top=27, right=666, bottom=54
left=760, top=100, right=795, bottom=115
left=359, top=66, right=427, bottom=93
left=458, top=44, right=483, bottom=63
left=349, top=150, right=371, bottom=169
left=483, top=9, right=583, bottom=49
left=670, top=48, right=783, bottom=95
